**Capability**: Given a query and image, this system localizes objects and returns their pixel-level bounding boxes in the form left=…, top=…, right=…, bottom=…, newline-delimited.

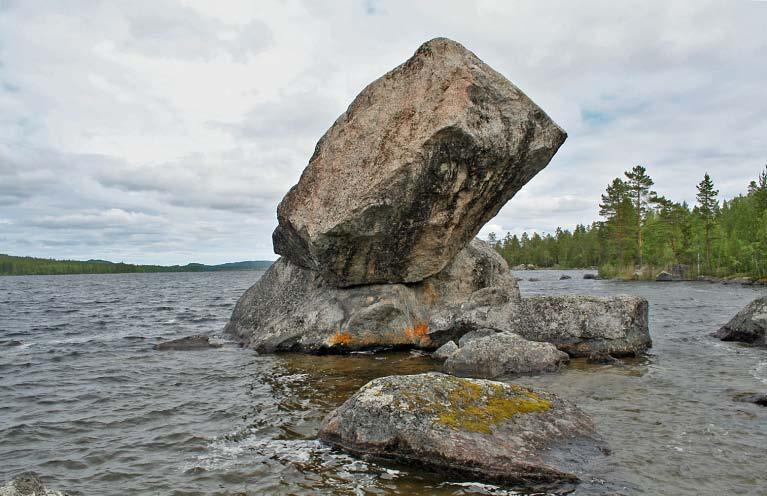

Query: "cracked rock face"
left=714, top=297, right=767, bottom=346
left=273, top=37, right=567, bottom=287
left=318, top=373, right=605, bottom=490
left=226, top=239, right=523, bottom=353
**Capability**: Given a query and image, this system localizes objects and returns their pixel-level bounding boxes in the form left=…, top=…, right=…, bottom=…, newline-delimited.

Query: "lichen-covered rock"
left=432, top=340, right=458, bottom=360
left=273, top=37, right=566, bottom=287
left=0, top=473, right=69, bottom=496
left=714, top=297, right=767, bottom=347
left=226, top=239, right=523, bottom=353
left=318, top=373, right=605, bottom=489
left=513, top=296, right=651, bottom=357
left=444, top=332, right=569, bottom=379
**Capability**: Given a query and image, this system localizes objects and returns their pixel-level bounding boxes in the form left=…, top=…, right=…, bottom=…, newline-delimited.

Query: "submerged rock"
left=272, top=38, right=566, bottom=287
left=318, top=373, right=605, bottom=490
left=227, top=239, right=523, bottom=353
left=583, top=273, right=599, bottom=280
left=513, top=296, right=651, bottom=357
left=559, top=275, right=572, bottom=280
left=154, top=335, right=222, bottom=351
left=714, top=297, right=767, bottom=347
left=443, top=332, right=569, bottom=379
left=0, top=473, right=70, bottom=496
left=733, top=392, right=767, bottom=407
left=655, top=271, right=673, bottom=282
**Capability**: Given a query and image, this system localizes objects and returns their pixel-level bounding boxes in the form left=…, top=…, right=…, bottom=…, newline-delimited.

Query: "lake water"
left=1, top=270, right=766, bottom=495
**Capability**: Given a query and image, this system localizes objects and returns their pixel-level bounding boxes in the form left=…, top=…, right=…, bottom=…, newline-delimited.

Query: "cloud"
left=1, top=0, right=765, bottom=263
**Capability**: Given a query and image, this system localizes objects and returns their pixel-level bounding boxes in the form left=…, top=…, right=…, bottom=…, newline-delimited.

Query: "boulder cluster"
left=226, top=38, right=652, bottom=490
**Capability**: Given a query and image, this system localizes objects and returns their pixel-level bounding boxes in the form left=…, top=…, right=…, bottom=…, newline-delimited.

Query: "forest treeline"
left=0, top=255, right=272, bottom=276
left=488, top=164, right=767, bottom=279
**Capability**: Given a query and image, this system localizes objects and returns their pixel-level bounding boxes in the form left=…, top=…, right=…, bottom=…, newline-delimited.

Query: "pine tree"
left=624, top=165, right=656, bottom=266
left=599, top=177, right=633, bottom=264
left=696, top=172, right=719, bottom=273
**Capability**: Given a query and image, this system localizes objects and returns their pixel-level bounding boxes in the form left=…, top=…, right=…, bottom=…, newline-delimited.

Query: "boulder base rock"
left=443, top=332, right=569, bottom=379
left=226, top=239, right=523, bottom=353
left=318, top=373, right=605, bottom=489
left=273, top=37, right=566, bottom=287
left=714, top=297, right=767, bottom=346
left=513, top=296, right=651, bottom=357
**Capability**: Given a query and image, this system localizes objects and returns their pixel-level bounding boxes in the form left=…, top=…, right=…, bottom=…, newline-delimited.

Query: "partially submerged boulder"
left=443, top=332, right=569, bottom=379
left=513, top=296, right=651, bottom=357
left=154, top=335, right=222, bottom=351
left=714, top=297, right=767, bottom=347
left=655, top=271, right=673, bottom=282
left=318, top=373, right=605, bottom=490
left=273, top=38, right=566, bottom=287
left=733, top=392, right=767, bottom=407
left=226, top=239, right=523, bottom=353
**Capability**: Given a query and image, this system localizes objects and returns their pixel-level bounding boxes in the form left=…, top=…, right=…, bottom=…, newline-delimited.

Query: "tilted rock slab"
left=714, top=297, right=767, bottom=347
left=443, top=332, right=569, bottom=379
left=513, top=296, right=651, bottom=357
left=273, top=37, right=567, bottom=287
left=318, top=373, right=606, bottom=489
left=226, top=239, right=523, bottom=353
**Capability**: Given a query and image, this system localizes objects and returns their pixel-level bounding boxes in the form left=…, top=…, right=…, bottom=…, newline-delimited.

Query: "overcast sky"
left=1, top=1, right=766, bottom=264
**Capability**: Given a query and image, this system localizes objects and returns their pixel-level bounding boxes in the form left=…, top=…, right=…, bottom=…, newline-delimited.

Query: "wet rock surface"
left=513, top=296, right=651, bottom=357
left=318, top=372, right=605, bottom=491
left=227, top=239, right=523, bottom=353
left=714, top=297, right=767, bottom=347
left=443, top=332, right=569, bottom=379
left=733, top=392, right=767, bottom=407
left=272, top=37, right=566, bottom=287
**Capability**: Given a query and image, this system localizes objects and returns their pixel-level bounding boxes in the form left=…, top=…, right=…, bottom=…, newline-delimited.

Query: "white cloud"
left=1, top=0, right=765, bottom=263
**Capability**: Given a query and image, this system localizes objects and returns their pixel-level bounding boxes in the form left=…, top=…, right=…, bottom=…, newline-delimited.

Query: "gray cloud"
left=1, top=0, right=765, bottom=263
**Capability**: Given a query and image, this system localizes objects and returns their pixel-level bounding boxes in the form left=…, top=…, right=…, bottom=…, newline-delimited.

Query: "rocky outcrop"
left=154, top=335, right=222, bottom=351
left=272, top=38, right=566, bottom=287
left=443, top=332, right=569, bottom=379
left=513, top=296, right=651, bottom=357
left=318, top=373, right=605, bottom=490
left=226, top=239, right=523, bottom=353
left=714, top=297, right=767, bottom=346
left=0, top=473, right=70, bottom=496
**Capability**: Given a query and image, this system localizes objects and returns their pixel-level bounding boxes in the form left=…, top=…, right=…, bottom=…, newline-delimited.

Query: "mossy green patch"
left=395, top=376, right=552, bottom=434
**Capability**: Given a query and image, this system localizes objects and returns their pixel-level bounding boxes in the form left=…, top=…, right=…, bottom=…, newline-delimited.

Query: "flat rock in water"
left=714, top=297, right=767, bottom=347
left=272, top=38, right=566, bottom=287
left=227, top=239, right=524, bottom=353
left=444, top=332, right=569, bottom=379
left=154, top=335, right=222, bottom=351
left=318, top=373, right=605, bottom=490
left=512, top=296, right=651, bottom=357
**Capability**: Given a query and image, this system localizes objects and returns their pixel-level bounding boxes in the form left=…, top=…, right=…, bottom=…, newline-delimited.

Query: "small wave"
left=754, top=361, right=767, bottom=384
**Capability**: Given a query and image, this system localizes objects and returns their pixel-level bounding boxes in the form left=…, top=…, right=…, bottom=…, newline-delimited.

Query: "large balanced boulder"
left=226, top=239, right=523, bottom=353
left=513, top=296, right=651, bottom=357
left=273, top=37, right=567, bottom=287
left=444, top=332, right=569, bottom=379
left=714, top=297, right=767, bottom=346
left=318, top=373, right=605, bottom=489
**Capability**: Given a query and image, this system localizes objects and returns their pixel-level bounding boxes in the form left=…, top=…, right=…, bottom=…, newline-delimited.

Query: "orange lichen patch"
left=329, top=330, right=352, bottom=346
left=404, top=321, right=430, bottom=342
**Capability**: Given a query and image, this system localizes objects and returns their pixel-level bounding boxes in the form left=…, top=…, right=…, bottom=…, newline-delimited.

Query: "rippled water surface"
left=1, top=270, right=766, bottom=495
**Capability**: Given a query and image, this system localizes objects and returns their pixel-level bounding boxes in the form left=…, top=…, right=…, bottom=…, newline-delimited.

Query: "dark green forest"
left=488, top=164, right=767, bottom=280
left=0, top=255, right=272, bottom=276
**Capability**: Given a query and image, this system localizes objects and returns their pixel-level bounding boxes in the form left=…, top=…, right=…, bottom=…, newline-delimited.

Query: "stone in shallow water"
left=714, top=297, right=767, bottom=347
left=318, top=373, right=606, bottom=490
left=512, top=295, right=651, bottom=357
left=444, top=332, right=569, bottom=379
left=273, top=37, right=567, bottom=287
left=154, top=335, right=222, bottom=351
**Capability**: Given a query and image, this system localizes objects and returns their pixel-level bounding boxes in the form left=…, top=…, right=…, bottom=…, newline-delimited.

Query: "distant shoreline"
left=0, top=254, right=273, bottom=276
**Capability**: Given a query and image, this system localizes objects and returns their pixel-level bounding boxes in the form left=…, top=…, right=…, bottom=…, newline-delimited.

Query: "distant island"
left=0, top=254, right=273, bottom=276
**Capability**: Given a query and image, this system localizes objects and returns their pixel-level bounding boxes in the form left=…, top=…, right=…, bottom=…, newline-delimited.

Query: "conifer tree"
left=696, top=172, right=719, bottom=273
